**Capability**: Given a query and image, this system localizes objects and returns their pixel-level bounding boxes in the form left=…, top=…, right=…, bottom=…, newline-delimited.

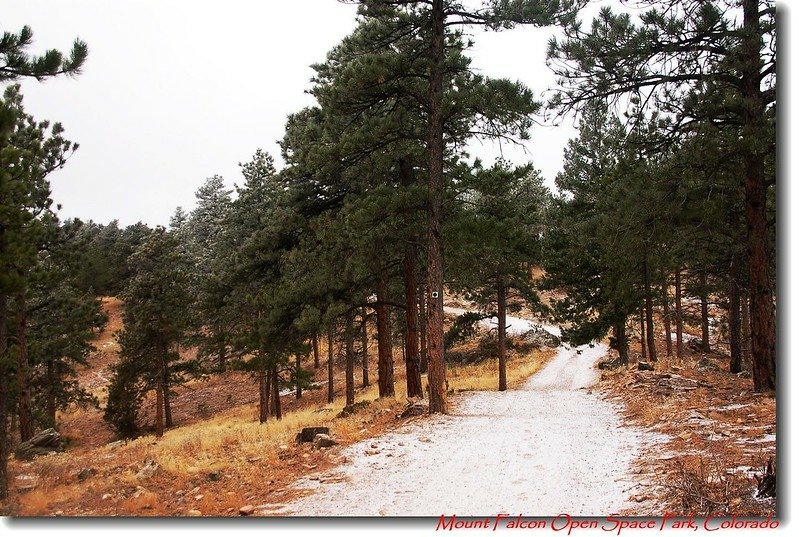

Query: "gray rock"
left=400, top=402, right=427, bottom=418
left=14, top=428, right=63, bottom=460
left=136, top=460, right=159, bottom=480
left=77, top=468, right=97, bottom=481
left=522, top=327, right=561, bottom=348
left=313, top=433, right=338, bottom=449
left=296, top=426, right=330, bottom=443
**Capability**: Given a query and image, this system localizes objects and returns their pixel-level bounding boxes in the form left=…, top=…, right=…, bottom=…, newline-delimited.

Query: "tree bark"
left=418, top=282, right=428, bottom=374
left=258, top=360, right=269, bottom=423
left=0, top=293, right=10, bottom=500
left=327, top=328, right=334, bottom=404
left=729, top=251, right=743, bottom=374
left=643, top=245, right=657, bottom=362
left=271, top=363, right=281, bottom=420
left=403, top=242, right=423, bottom=398
left=313, top=334, right=320, bottom=369
left=46, top=359, right=56, bottom=427
left=663, top=283, right=673, bottom=358
left=16, top=294, right=33, bottom=442
left=742, top=0, right=776, bottom=392
left=155, top=348, right=165, bottom=437
left=361, top=308, right=370, bottom=388
left=376, top=268, right=395, bottom=398
left=425, top=0, right=448, bottom=414
left=741, top=294, right=751, bottom=366
left=497, top=283, right=508, bottom=391
left=345, top=313, right=355, bottom=406
left=699, top=270, right=711, bottom=353
left=639, top=306, right=646, bottom=362
left=295, top=353, right=302, bottom=399
left=163, top=353, right=172, bottom=428
left=675, top=268, right=683, bottom=360
left=614, top=318, right=629, bottom=365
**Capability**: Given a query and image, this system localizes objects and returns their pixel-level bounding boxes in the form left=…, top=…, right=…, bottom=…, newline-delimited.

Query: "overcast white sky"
left=2, top=1, right=583, bottom=227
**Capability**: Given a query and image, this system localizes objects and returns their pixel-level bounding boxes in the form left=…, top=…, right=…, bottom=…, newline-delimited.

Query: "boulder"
left=77, top=468, right=97, bottom=481
left=598, top=357, right=626, bottom=370
left=312, top=434, right=338, bottom=449
left=336, top=400, right=370, bottom=418
left=239, top=505, right=256, bottom=516
left=400, top=401, right=428, bottom=418
left=522, top=327, right=561, bottom=348
left=637, top=361, right=655, bottom=371
left=296, top=427, right=330, bottom=443
left=14, top=428, right=63, bottom=460
left=136, top=460, right=159, bottom=480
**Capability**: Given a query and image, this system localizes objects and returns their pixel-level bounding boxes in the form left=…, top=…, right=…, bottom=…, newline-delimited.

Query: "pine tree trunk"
left=163, top=355, right=172, bottom=428
left=663, top=283, right=673, bottom=357
left=742, top=0, right=776, bottom=392
left=643, top=246, right=657, bottom=362
left=271, top=364, right=281, bottom=420
left=361, top=308, right=370, bottom=388
left=46, top=359, right=56, bottom=427
left=741, top=294, right=751, bottom=366
left=313, top=334, right=320, bottom=369
left=0, top=293, right=10, bottom=500
left=497, top=283, right=508, bottom=392
left=376, top=269, right=395, bottom=398
left=403, top=242, right=423, bottom=398
left=327, top=328, right=334, bottom=404
left=425, top=0, right=448, bottom=414
left=639, top=306, right=646, bottom=362
left=295, top=353, right=302, bottom=399
left=729, top=252, right=743, bottom=374
left=418, top=283, right=428, bottom=374
left=155, top=349, right=165, bottom=437
left=258, top=364, right=269, bottom=423
left=345, top=314, right=355, bottom=406
left=675, top=268, right=683, bottom=360
left=16, top=294, right=33, bottom=442
left=614, top=319, right=629, bottom=365
left=699, top=270, right=711, bottom=352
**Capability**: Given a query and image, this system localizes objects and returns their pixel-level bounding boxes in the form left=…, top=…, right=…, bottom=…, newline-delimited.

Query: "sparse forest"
left=0, top=0, right=777, bottom=518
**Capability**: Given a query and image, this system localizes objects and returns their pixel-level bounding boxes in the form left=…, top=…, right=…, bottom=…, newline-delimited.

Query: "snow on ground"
left=266, top=312, right=662, bottom=517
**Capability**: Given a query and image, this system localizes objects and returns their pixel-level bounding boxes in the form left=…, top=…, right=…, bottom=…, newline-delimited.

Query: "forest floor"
left=2, top=297, right=553, bottom=516
left=597, top=346, right=777, bottom=516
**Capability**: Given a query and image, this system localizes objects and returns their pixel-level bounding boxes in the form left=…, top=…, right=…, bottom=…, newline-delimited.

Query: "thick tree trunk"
left=425, top=0, right=447, bottom=414
left=497, top=283, right=508, bottom=391
left=614, top=319, right=629, bottom=365
left=376, top=269, right=395, bottom=398
left=295, top=353, right=302, bottom=399
left=0, top=294, right=10, bottom=500
left=699, top=270, right=711, bottom=353
left=742, top=0, right=776, bottom=392
left=345, top=314, right=355, bottom=406
left=163, top=356, right=172, bottom=428
left=313, top=334, right=320, bottom=369
left=16, top=294, right=33, bottom=442
left=643, top=246, right=657, bottom=362
left=403, top=243, right=423, bottom=398
left=327, top=328, right=334, bottom=404
left=155, top=350, right=165, bottom=437
left=639, top=306, right=646, bottom=362
left=271, top=364, right=281, bottom=420
left=729, top=252, right=743, bottom=374
left=361, top=308, right=370, bottom=388
left=663, top=283, right=673, bottom=358
left=675, top=268, right=683, bottom=360
left=418, top=283, right=428, bottom=374
left=741, top=295, right=751, bottom=366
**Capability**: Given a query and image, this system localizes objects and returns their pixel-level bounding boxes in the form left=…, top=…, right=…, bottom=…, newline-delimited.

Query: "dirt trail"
left=268, top=311, right=660, bottom=516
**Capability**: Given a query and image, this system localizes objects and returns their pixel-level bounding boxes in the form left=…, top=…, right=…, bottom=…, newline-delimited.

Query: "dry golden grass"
left=446, top=350, right=551, bottom=392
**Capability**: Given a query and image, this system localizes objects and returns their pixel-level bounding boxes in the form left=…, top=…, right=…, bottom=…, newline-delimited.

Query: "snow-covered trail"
left=269, top=311, right=656, bottom=516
